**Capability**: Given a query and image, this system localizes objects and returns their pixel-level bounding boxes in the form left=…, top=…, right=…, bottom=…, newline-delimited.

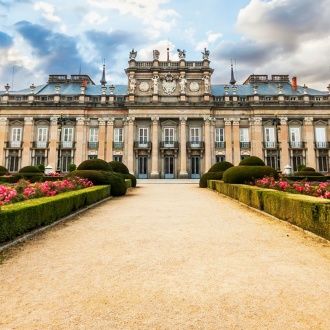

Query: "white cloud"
left=207, top=31, right=222, bottom=43
left=84, top=11, right=108, bottom=26
left=34, top=1, right=61, bottom=23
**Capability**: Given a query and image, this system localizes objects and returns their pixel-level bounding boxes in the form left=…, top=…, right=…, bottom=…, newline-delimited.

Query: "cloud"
left=207, top=32, right=222, bottom=43
left=84, top=11, right=108, bottom=26
left=0, top=31, right=13, bottom=48
left=34, top=1, right=61, bottom=23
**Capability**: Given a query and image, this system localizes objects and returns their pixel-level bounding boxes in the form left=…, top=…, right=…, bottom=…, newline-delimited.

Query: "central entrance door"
left=164, top=156, right=174, bottom=179
left=191, top=156, right=200, bottom=178
left=138, top=156, right=148, bottom=178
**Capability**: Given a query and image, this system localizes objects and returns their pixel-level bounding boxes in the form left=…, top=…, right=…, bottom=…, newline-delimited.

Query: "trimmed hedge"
left=303, top=167, right=316, bottom=172
left=120, top=173, right=137, bottom=187
left=0, top=166, right=8, bottom=176
left=0, top=186, right=111, bottom=244
left=223, top=166, right=279, bottom=184
left=294, top=171, right=323, bottom=177
left=108, top=161, right=129, bottom=174
left=199, top=172, right=224, bottom=188
left=208, top=161, right=233, bottom=173
left=65, top=170, right=127, bottom=196
left=208, top=180, right=330, bottom=240
left=287, top=176, right=329, bottom=182
left=239, top=156, right=265, bottom=166
left=77, top=159, right=112, bottom=172
left=19, top=166, right=42, bottom=173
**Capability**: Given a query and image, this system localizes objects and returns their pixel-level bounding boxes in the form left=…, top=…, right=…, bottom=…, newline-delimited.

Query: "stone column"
left=150, top=116, right=160, bottom=178
left=304, top=117, right=316, bottom=169
left=279, top=117, right=289, bottom=169
left=21, top=117, right=33, bottom=167
left=179, top=116, right=188, bottom=178
left=98, top=118, right=107, bottom=160
left=0, top=117, right=7, bottom=166
left=232, top=118, right=241, bottom=165
left=204, top=116, right=212, bottom=173
left=106, top=118, right=114, bottom=162
left=251, top=117, right=263, bottom=159
left=49, top=116, right=59, bottom=170
left=127, top=117, right=135, bottom=174
left=75, top=117, right=86, bottom=166
left=224, top=118, right=232, bottom=164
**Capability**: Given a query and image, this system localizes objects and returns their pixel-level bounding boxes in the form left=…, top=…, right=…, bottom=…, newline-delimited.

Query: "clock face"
left=139, top=81, right=149, bottom=92
left=189, top=81, right=199, bottom=92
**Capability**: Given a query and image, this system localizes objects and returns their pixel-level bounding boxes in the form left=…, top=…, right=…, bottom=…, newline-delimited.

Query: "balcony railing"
left=113, top=142, right=124, bottom=149
left=60, top=141, right=75, bottom=149
left=315, top=142, right=330, bottom=149
left=240, top=142, right=251, bottom=149
left=263, top=142, right=276, bottom=148
left=134, top=141, right=152, bottom=148
left=160, top=141, right=179, bottom=148
left=215, top=142, right=226, bottom=149
left=187, top=141, right=205, bottom=148
left=289, top=142, right=305, bottom=149
left=33, top=141, right=49, bottom=148
left=88, top=142, right=99, bottom=149
left=6, top=141, right=23, bottom=148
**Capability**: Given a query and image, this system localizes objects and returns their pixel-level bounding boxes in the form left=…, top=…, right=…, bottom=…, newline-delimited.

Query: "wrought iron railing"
left=289, top=142, right=305, bottom=148
left=215, top=142, right=226, bottom=148
left=160, top=141, right=179, bottom=148
left=187, top=141, right=205, bottom=148
left=113, top=142, right=124, bottom=149
left=240, top=142, right=251, bottom=148
left=314, top=142, right=330, bottom=149
left=33, top=141, right=49, bottom=148
left=88, top=142, right=99, bottom=149
left=134, top=141, right=152, bottom=148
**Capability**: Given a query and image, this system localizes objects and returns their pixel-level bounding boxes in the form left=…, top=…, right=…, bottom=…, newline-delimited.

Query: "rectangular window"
left=114, top=128, right=123, bottom=142
left=315, top=127, right=326, bottom=148
left=318, top=156, right=329, bottom=172
left=264, top=127, right=275, bottom=148
left=34, top=155, right=46, bottom=166
left=290, top=127, right=301, bottom=148
left=190, top=128, right=200, bottom=142
left=240, top=128, right=250, bottom=149
left=8, top=155, right=19, bottom=172
left=89, top=128, right=98, bottom=142
left=62, top=127, right=74, bottom=148
left=164, top=128, right=174, bottom=147
left=215, top=128, right=225, bottom=148
left=36, top=128, right=48, bottom=148
left=11, top=128, right=22, bottom=147
left=139, top=128, right=148, bottom=147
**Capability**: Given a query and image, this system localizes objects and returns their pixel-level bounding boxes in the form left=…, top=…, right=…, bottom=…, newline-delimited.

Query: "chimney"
left=292, top=76, right=298, bottom=91
left=83, top=78, right=88, bottom=89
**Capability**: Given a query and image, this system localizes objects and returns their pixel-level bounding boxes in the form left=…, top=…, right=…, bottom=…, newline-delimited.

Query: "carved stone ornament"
left=151, top=116, right=159, bottom=124
left=127, top=116, right=135, bottom=124
left=232, top=118, right=240, bottom=125
left=204, top=116, right=212, bottom=124
left=51, top=116, right=59, bottom=125
left=139, top=81, right=149, bottom=92
left=76, top=117, right=85, bottom=125
left=98, top=118, right=107, bottom=126
left=179, top=116, right=187, bottom=124
left=0, top=117, right=8, bottom=125
left=224, top=118, right=232, bottom=125
left=189, top=82, right=199, bottom=92
left=107, top=118, right=114, bottom=125
left=279, top=117, right=288, bottom=125
left=253, top=117, right=262, bottom=125
left=304, top=117, right=313, bottom=125
left=24, top=117, right=34, bottom=125
left=162, top=73, right=177, bottom=95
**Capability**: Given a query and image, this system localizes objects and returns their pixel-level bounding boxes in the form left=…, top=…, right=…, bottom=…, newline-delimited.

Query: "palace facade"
left=0, top=48, right=330, bottom=178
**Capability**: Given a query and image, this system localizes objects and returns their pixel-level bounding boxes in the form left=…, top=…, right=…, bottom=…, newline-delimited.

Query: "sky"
left=0, top=0, right=330, bottom=92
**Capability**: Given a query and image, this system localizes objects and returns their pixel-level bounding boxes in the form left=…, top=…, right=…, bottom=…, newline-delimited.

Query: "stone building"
left=0, top=48, right=329, bottom=178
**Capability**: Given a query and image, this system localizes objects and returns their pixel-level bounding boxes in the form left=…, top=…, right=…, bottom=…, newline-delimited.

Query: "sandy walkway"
left=0, top=184, right=330, bottom=329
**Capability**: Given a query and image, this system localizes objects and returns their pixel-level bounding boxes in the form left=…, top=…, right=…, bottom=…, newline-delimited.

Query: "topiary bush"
left=120, top=173, right=137, bottom=187
left=19, top=166, right=42, bottom=173
left=108, top=161, right=129, bottom=174
left=17, top=166, right=43, bottom=181
left=294, top=171, right=323, bottom=177
left=0, top=165, right=9, bottom=176
left=208, top=161, right=233, bottom=173
left=239, top=156, right=265, bottom=166
left=199, top=172, right=224, bottom=188
left=302, top=167, right=315, bottom=172
left=36, top=164, right=45, bottom=172
left=68, top=163, right=77, bottom=172
left=223, top=166, right=279, bottom=184
left=77, top=159, right=112, bottom=172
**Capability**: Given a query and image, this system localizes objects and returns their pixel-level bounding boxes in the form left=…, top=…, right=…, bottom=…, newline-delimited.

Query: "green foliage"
left=294, top=171, right=323, bottom=177
left=239, top=156, right=265, bottom=166
left=120, top=173, right=137, bottom=187
left=0, top=165, right=9, bottom=176
left=77, top=158, right=112, bottom=172
left=36, top=164, right=45, bottom=172
left=107, top=172, right=127, bottom=196
left=19, top=166, right=42, bottom=173
left=223, top=166, right=279, bottom=184
left=208, top=161, right=233, bottom=173
left=68, top=163, right=77, bottom=172
left=302, top=167, right=315, bottom=172
left=297, top=164, right=306, bottom=171
left=199, top=172, right=224, bottom=188
left=108, top=161, right=129, bottom=174
left=0, top=186, right=111, bottom=244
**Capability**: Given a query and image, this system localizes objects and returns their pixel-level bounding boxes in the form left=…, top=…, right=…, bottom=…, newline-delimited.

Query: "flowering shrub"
left=252, top=176, right=330, bottom=199
left=0, top=177, right=93, bottom=206
left=47, top=172, right=63, bottom=177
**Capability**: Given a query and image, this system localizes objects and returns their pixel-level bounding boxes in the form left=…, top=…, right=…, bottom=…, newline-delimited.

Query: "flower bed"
left=252, top=177, right=330, bottom=199
left=0, top=177, right=93, bottom=206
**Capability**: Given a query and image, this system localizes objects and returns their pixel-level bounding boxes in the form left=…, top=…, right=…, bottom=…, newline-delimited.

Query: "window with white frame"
left=164, top=127, right=174, bottom=147
left=37, top=127, right=48, bottom=148
left=289, top=127, right=301, bottom=148
left=139, top=128, right=148, bottom=146
left=315, top=127, right=326, bottom=148
left=264, top=127, right=275, bottom=148
left=215, top=128, right=225, bottom=148
left=240, top=128, right=250, bottom=148
left=88, top=128, right=98, bottom=148
left=62, top=127, right=74, bottom=148
left=114, top=128, right=123, bottom=142
left=11, top=128, right=22, bottom=147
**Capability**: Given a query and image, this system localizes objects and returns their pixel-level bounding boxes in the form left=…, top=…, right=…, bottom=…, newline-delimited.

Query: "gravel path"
left=1, top=184, right=330, bottom=330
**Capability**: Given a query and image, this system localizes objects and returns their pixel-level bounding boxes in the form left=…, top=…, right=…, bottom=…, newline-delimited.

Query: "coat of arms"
left=162, top=72, right=177, bottom=95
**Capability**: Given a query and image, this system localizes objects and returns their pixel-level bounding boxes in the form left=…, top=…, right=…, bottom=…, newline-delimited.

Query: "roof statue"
left=129, top=48, right=137, bottom=60
left=153, top=50, right=160, bottom=60
left=177, top=49, right=186, bottom=59
left=202, top=48, right=210, bottom=60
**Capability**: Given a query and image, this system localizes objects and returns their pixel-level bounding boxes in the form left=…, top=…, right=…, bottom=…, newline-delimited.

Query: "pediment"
left=161, top=119, right=178, bottom=127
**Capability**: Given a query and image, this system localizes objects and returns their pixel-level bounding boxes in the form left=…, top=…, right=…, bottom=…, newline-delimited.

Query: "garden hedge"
left=0, top=186, right=111, bottom=244
left=208, top=161, right=233, bottom=173
left=239, top=156, right=266, bottom=166
left=120, top=173, right=137, bottom=187
left=199, top=172, right=224, bottom=188
left=0, top=166, right=8, bottom=176
left=208, top=180, right=330, bottom=241
left=77, top=159, right=112, bottom=172
left=108, top=161, right=129, bottom=174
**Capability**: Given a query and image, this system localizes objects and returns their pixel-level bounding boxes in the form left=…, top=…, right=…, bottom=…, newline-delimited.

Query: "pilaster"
left=203, top=116, right=212, bottom=173
left=106, top=118, right=114, bottom=162
left=127, top=117, right=135, bottom=174
left=48, top=116, right=59, bottom=170
left=75, top=117, right=86, bottom=165
left=304, top=117, right=316, bottom=169
left=179, top=116, right=188, bottom=178
left=98, top=118, right=107, bottom=160
left=232, top=118, right=241, bottom=165
left=250, top=117, right=263, bottom=159
left=150, top=116, right=160, bottom=178
left=279, top=117, right=289, bottom=169
left=224, top=118, right=232, bottom=164
left=21, top=117, right=34, bottom=167
left=0, top=117, right=8, bottom=165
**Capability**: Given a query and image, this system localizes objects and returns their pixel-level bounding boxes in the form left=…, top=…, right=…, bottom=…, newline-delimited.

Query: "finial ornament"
left=202, top=48, right=210, bottom=60
left=129, top=48, right=137, bottom=59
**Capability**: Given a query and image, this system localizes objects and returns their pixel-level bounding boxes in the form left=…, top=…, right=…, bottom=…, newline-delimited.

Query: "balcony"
left=6, top=141, right=23, bottom=148
left=187, top=141, right=205, bottom=149
left=60, top=141, right=75, bottom=149
left=33, top=141, right=49, bottom=149
left=263, top=142, right=276, bottom=149
left=240, top=142, right=251, bottom=149
left=88, top=142, right=99, bottom=149
left=113, top=142, right=124, bottom=149
left=289, top=142, right=306, bottom=149
left=160, top=141, right=179, bottom=149
left=134, top=141, right=152, bottom=149
left=215, top=142, right=226, bottom=149
left=315, top=142, right=330, bottom=149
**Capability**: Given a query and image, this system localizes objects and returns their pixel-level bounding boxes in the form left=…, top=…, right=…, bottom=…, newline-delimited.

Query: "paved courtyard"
left=1, top=182, right=330, bottom=329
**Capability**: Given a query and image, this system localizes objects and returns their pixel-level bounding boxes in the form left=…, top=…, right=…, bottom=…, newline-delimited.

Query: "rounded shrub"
left=208, top=161, right=233, bottom=173
left=239, top=156, right=265, bottom=166
left=199, top=172, right=224, bottom=188
left=120, top=173, right=137, bottom=187
left=108, top=161, right=129, bottom=174
left=294, top=171, right=323, bottom=177
left=302, top=167, right=315, bottom=172
left=0, top=165, right=9, bottom=176
left=77, top=159, right=112, bottom=172
left=19, top=166, right=42, bottom=173
left=223, top=166, right=279, bottom=184
left=36, top=164, right=45, bottom=172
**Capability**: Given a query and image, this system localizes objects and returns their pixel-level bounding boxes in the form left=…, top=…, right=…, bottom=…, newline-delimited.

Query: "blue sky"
left=0, top=0, right=330, bottom=91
